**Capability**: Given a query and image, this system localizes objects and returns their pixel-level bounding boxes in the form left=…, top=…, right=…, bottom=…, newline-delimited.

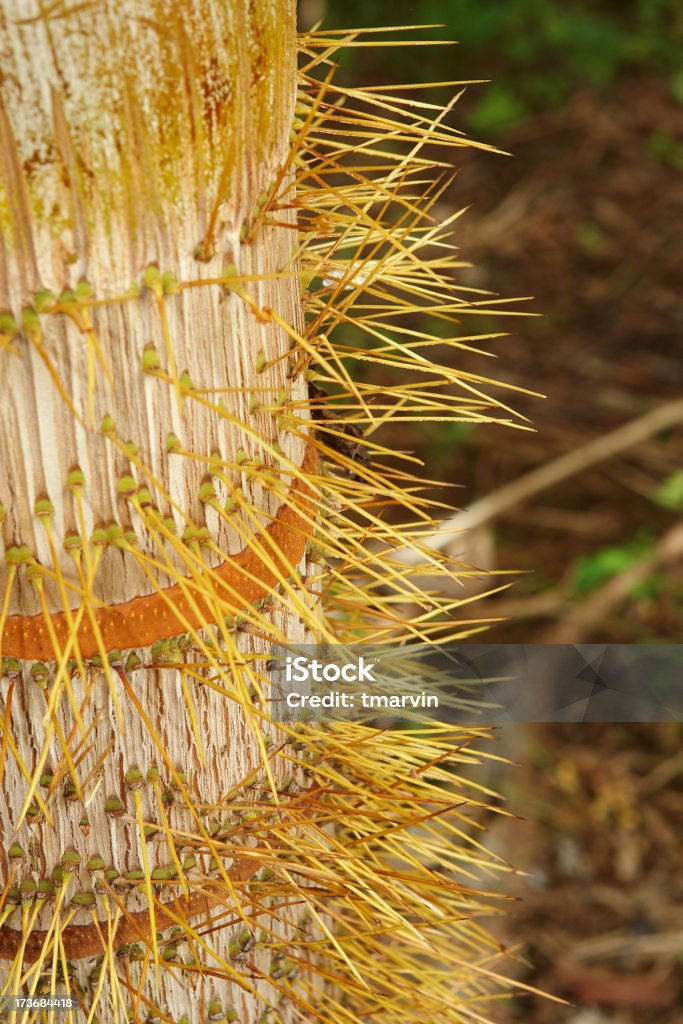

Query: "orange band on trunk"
left=0, top=448, right=317, bottom=662
left=0, top=856, right=261, bottom=964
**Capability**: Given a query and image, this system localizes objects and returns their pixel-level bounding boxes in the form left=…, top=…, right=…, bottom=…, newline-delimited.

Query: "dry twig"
left=395, top=397, right=683, bottom=565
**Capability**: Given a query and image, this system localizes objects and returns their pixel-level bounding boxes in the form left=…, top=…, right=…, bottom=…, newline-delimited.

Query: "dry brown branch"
left=396, top=397, right=683, bottom=566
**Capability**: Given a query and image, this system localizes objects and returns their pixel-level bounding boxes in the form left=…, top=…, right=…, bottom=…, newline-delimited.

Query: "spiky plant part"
left=0, top=6, right=543, bottom=1023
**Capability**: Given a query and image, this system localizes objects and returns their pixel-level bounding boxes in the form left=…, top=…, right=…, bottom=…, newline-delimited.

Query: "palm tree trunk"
left=0, top=2, right=312, bottom=1019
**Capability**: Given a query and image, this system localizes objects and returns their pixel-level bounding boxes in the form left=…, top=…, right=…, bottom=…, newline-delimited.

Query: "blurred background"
left=299, top=2, right=683, bottom=1021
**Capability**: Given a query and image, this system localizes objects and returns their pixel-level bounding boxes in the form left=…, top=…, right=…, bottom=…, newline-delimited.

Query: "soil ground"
left=396, top=76, right=683, bottom=1024
left=484, top=721, right=683, bottom=1024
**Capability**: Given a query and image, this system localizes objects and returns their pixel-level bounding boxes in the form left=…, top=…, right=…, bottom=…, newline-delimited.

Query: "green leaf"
left=653, top=470, right=683, bottom=511
left=571, top=532, right=654, bottom=595
left=671, top=69, right=683, bottom=105
left=466, top=86, right=528, bottom=135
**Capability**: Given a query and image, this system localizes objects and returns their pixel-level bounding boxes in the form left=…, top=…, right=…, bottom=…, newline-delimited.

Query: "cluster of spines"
left=0, top=24, right=543, bottom=1024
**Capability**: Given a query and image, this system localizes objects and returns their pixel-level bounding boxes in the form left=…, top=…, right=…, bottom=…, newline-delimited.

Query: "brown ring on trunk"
left=0, top=447, right=317, bottom=662
left=0, top=856, right=261, bottom=964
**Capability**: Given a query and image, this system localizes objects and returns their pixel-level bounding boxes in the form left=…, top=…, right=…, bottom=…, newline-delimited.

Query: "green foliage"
left=321, top=0, right=683, bottom=132
left=466, top=86, right=528, bottom=135
left=570, top=529, right=656, bottom=596
left=575, top=220, right=607, bottom=253
left=652, top=470, right=683, bottom=510
left=647, top=131, right=683, bottom=169
left=671, top=69, right=683, bottom=103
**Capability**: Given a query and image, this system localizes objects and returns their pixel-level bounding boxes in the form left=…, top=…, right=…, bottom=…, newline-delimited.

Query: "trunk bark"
left=0, top=3, right=313, bottom=1020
